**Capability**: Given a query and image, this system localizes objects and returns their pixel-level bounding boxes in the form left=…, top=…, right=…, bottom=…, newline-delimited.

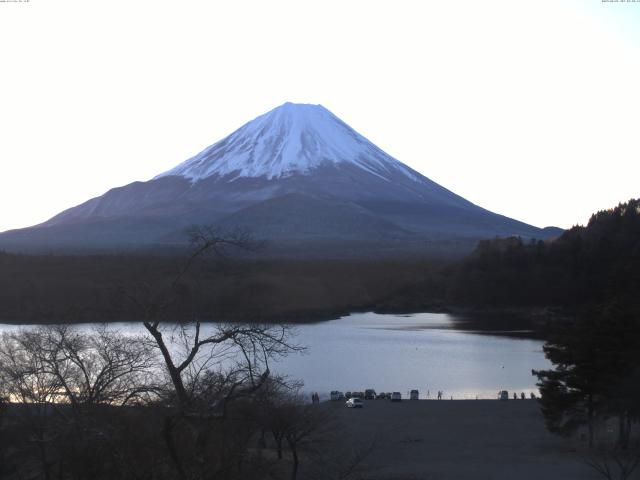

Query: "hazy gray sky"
left=1, top=0, right=639, bottom=232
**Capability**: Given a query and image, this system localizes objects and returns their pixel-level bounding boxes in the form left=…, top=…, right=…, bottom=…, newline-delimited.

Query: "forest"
left=0, top=200, right=638, bottom=329
left=449, top=198, right=640, bottom=312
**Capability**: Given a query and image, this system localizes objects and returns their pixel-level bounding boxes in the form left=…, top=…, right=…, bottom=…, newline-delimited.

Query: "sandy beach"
left=325, top=399, right=604, bottom=480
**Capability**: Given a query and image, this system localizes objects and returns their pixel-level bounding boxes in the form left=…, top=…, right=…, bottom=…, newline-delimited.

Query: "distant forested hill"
left=448, top=199, right=640, bottom=312
left=0, top=199, right=637, bottom=325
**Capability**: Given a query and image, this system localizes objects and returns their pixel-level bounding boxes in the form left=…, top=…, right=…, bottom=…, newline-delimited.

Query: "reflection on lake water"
left=0, top=312, right=550, bottom=400
left=273, top=312, right=550, bottom=400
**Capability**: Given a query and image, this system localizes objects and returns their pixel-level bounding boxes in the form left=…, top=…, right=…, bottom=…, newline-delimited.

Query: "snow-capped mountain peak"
left=0, top=102, right=560, bottom=254
left=155, top=102, right=418, bottom=182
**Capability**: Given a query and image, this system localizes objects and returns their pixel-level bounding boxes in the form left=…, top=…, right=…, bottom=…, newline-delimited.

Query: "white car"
left=330, top=391, right=344, bottom=401
left=390, top=391, right=402, bottom=402
left=346, top=397, right=364, bottom=408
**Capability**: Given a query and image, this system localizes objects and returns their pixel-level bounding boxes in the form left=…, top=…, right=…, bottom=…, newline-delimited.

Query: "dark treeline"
left=531, top=301, right=640, bottom=480
left=0, top=253, right=447, bottom=324
left=450, top=200, right=640, bottom=477
left=1, top=199, right=639, bottom=325
left=518, top=200, right=640, bottom=478
left=449, top=198, right=640, bottom=312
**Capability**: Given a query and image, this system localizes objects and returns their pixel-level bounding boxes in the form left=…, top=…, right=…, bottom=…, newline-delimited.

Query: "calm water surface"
left=0, top=312, right=550, bottom=400
left=274, top=312, right=549, bottom=399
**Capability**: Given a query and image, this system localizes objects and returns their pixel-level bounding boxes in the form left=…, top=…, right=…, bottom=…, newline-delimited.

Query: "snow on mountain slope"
left=155, top=102, right=419, bottom=182
left=0, top=101, right=561, bottom=255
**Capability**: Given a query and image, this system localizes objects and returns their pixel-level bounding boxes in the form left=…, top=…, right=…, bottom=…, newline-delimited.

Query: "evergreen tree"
left=534, top=303, right=640, bottom=448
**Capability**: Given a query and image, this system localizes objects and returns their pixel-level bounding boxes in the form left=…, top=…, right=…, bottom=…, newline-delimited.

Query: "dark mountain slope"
left=0, top=103, right=559, bottom=256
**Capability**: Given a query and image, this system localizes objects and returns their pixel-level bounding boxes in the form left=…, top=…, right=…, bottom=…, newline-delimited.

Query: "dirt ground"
left=324, top=399, right=610, bottom=480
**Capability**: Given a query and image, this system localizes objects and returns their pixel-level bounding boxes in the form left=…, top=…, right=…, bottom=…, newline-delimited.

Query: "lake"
left=274, top=312, right=550, bottom=400
left=0, top=312, right=550, bottom=400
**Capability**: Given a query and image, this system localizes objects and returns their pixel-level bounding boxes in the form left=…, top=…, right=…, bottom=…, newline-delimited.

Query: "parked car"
left=364, top=389, right=376, bottom=400
left=346, top=397, right=364, bottom=408
left=352, top=391, right=365, bottom=399
left=376, top=392, right=387, bottom=400
left=390, top=391, right=402, bottom=402
left=330, top=391, right=344, bottom=401
left=410, top=389, right=419, bottom=400
left=499, top=390, right=509, bottom=401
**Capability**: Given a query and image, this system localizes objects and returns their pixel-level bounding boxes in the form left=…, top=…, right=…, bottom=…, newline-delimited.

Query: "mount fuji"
left=0, top=103, right=561, bottom=257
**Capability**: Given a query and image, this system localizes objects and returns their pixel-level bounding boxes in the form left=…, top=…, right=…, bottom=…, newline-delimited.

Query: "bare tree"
left=0, top=330, right=68, bottom=480
left=121, top=227, right=301, bottom=408
left=585, top=441, right=640, bottom=480
left=0, top=326, right=160, bottom=480
left=0, top=227, right=305, bottom=480
left=254, top=385, right=374, bottom=480
left=283, top=398, right=330, bottom=480
left=0, top=393, right=7, bottom=478
left=119, top=226, right=303, bottom=479
left=1, top=326, right=157, bottom=409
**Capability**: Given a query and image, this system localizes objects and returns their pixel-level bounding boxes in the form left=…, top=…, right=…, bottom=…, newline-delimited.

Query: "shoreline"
left=0, top=306, right=556, bottom=341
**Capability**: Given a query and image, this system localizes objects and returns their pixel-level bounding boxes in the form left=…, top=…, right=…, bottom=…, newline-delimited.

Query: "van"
left=330, top=391, right=344, bottom=401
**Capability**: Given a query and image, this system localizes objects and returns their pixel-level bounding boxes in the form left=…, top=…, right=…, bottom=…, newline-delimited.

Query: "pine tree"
left=534, top=303, right=640, bottom=449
